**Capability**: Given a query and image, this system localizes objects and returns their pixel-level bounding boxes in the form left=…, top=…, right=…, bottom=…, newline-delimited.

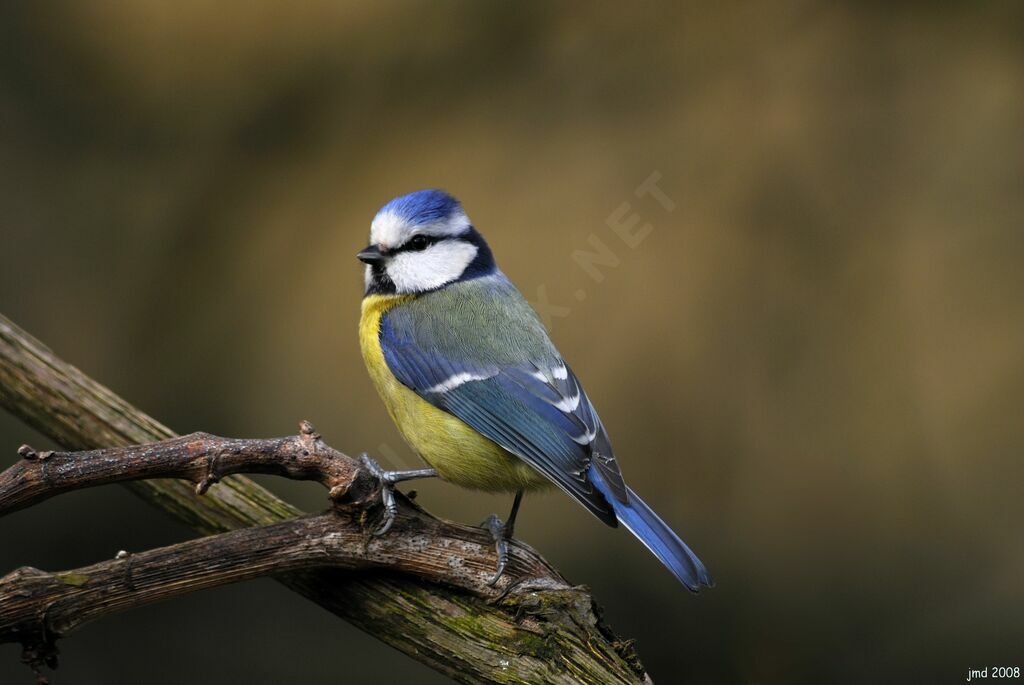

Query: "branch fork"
left=0, top=421, right=646, bottom=682
left=0, top=313, right=651, bottom=685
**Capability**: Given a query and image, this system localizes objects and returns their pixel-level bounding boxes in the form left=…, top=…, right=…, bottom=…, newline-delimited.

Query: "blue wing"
left=378, top=275, right=712, bottom=590
left=382, top=307, right=621, bottom=525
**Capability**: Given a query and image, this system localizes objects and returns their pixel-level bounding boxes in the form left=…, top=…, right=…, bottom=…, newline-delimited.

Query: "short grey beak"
left=357, top=245, right=385, bottom=265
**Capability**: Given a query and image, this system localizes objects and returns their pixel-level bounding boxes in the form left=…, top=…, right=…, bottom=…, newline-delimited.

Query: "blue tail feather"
left=591, top=467, right=713, bottom=592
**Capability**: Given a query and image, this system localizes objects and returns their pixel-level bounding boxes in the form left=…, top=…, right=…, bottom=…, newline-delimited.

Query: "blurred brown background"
left=2, top=2, right=1023, bottom=683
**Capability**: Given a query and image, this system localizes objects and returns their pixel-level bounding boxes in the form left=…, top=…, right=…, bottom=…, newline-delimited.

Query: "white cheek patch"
left=386, top=240, right=479, bottom=293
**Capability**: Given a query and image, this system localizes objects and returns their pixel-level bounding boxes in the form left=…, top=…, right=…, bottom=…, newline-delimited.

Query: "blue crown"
left=376, top=189, right=462, bottom=226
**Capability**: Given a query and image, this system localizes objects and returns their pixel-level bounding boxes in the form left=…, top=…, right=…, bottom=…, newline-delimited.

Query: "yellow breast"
left=359, top=294, right=548, bottom=493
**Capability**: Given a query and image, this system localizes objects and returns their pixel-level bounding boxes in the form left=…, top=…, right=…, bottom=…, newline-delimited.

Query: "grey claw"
left=359, top=453, right=386, bottom=481
left=360, top=453, right=395, bottom=535
left=375, top=485, right=397, bottom=536
left=358, top=453, right=437, bottom=536
left=482, top=514, right=510, bottom=586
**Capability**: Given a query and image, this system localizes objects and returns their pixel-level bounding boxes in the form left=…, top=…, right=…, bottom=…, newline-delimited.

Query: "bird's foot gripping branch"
left=0, top=312, right=650, bottom=684
left=0, top=422, right=588, bottom=676
left=0, top=422, right=561, bottom=600
left=0, top=405, right=650, bottom=685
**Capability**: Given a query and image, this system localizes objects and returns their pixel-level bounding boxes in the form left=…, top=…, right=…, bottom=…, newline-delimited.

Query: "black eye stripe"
left=396, top=234, right=443, bottom=253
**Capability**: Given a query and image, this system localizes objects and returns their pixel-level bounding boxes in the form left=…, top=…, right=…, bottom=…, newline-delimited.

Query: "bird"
left=356, top=189, right=713, bottom=591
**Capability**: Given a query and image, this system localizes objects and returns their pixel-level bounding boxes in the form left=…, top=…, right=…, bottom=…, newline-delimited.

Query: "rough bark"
left=0, top=514, right=574, bottom=666
left=0, top=424, right=359, bottom=516
left=0, top=313, right=649, bottom=684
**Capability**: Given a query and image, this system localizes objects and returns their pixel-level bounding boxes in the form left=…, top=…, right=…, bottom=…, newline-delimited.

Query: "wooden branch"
left=0, top=313, right=650, bottom=684
left=0, top=513, right=570, bottom=661
left=0, top=423, right=359, bottom=515
left=0, top=426, right=565, bottom=593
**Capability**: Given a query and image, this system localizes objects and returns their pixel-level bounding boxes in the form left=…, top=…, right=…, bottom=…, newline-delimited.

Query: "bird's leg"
left=481, top=490, right=524, bottom=586
left=358, top=454, right=437, bottom=535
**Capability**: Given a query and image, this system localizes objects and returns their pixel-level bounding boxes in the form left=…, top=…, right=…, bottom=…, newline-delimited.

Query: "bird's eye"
left=407, top=235, right=431, bottom=251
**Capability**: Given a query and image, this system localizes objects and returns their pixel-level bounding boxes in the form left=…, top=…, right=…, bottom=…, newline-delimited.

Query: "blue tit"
left=357, top=189, right=712, bottom=591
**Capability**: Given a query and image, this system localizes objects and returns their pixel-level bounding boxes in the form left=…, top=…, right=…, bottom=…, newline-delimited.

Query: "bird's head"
left=359, top=189, right=494, bottom=295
